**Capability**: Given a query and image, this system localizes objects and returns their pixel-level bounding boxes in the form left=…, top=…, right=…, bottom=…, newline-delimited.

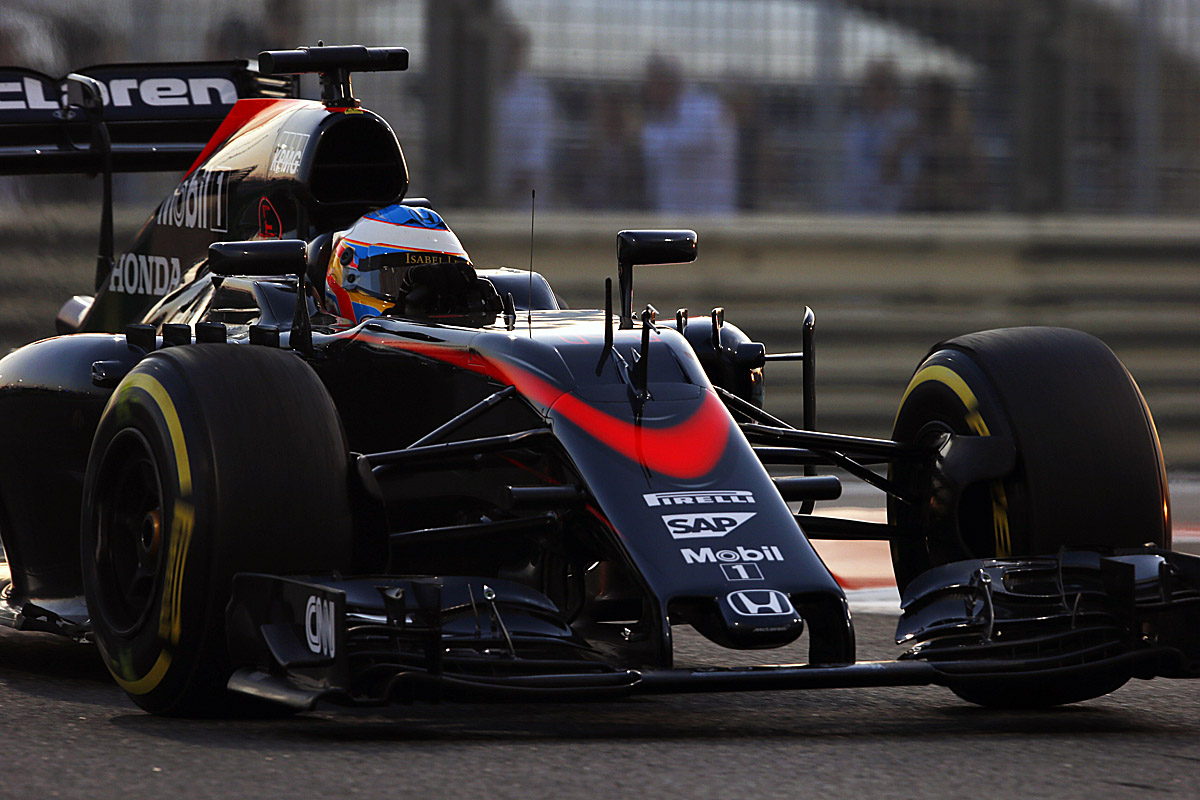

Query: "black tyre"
left=82, top=344, right=353, bottom=715
left=888, top=327, right=1170, bottom=707
left=948, top=669, right=1134, bottom=710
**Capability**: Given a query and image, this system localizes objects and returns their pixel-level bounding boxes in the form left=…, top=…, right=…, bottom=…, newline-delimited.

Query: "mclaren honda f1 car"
left=0, top=45, right=1195, bottom=716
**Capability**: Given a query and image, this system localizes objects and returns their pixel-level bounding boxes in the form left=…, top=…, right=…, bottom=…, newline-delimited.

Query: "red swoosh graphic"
left=183, top=98, right=303, bottom=178
left=351, top=333, right=730, bottom=478
left=546, top=389, right=729, bottom=479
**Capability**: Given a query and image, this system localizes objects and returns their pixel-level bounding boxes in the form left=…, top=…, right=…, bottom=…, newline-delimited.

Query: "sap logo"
left=0, top=76, right=236, bottom=111
left=663, top=511, right=755, bottom=539
left=157, top=168, right=230, bottom=232
left=681, top=545, right=784, bottom=564
left=109, top=253, right=183, bottom=296
left=269, top=131, right=310, bottom=176
left=727, top=589, right=794, bottom=617
left=305, top=595, right=337, bottom=657
left=644, top=490, right=754, bottom=507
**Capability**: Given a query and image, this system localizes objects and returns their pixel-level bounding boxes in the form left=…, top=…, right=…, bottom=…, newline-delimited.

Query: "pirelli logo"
left=643, top=490, right=755, bottom=507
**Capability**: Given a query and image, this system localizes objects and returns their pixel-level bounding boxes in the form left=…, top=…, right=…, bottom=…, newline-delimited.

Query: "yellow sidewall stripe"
left=109, top=649, right=172, bottom=695
left=104, top=370, right=195, bottom=696
left=898, top=362, right=1012, bottom=558
left=118, top=373, right=191, bottom=495
left=898, top=365, right=990, bottom=436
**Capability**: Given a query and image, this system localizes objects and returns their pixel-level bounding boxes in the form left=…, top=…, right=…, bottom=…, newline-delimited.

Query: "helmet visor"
left=355, top=250, right=466, bottom=302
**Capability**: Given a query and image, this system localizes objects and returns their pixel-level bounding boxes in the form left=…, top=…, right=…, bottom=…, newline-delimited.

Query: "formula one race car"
left=0, top=46, right=1197, bottom=716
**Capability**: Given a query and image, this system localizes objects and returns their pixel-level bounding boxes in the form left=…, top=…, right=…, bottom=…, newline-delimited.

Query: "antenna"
left=595, top=277, right=613, bottom=376
left=528, top=189, right=535, bottom=337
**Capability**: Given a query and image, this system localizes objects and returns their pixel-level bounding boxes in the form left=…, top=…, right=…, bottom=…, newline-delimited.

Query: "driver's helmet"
left=325, top=204, right=476, bottom=322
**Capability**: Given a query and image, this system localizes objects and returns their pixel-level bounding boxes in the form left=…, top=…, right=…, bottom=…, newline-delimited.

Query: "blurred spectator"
left=206, top=16, right=259, bottom=61
left=0, top=11, right=60, bottom=207
left=0, top=7, right=62, bottom=72
left=840, top=61, right=913, bottom=213
left=1073, top=83, right=1130, bottom=211
left=490, top=23, right=555, bottom=207
left=641, top=55, right=737, bottom=214
left=885, top=76, right=985, bottom=212
left=58, top=12, right=122, bottom=66
left=722, top=81, right=766, bottom=211
left=264, top=0, right=303, bottom=50
left=577, top=89, right=644, bottom=208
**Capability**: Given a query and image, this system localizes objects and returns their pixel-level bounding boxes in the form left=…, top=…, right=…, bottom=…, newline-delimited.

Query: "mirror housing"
left=208, top=240, right=309, bottom=277
left=208, top=239, right=314, bottom=355
left=615, top=229, right=697, bottom=329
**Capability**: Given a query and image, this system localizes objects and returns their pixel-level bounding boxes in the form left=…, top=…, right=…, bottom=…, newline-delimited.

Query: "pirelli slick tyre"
left=81, top=343, right=353, bottom=715
left=890, top=328, right=1170, bottom=708
left=889, top=327, right=1170, bottom=591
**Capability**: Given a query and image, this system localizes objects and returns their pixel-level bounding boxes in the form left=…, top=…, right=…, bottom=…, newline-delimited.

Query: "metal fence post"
left=1015, top=0, right=1067, bottom=213
left=1133, top=0, right=1161, bottom=213
left=815, top=0, right=844, bottom=210
left=425, top=0, right=495, bottom=206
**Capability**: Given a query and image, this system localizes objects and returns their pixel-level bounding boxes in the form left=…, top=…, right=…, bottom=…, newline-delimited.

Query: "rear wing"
left=0, top=60, right=296, bottom=176
left=0, top=59, right=295, bottom=293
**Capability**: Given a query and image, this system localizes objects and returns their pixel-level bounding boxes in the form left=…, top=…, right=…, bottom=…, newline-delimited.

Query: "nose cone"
left=690, top=589, right=806, bottom=649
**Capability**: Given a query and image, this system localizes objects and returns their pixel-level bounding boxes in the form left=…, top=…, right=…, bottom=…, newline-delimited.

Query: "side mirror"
left=208, top=240, right=308, bottom=277
left=616, top=229, right=697, bottom=329
left=208, top=239, right=315, bottom=355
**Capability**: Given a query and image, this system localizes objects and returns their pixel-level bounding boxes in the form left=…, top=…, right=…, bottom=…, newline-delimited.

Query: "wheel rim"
left=92, top=428, right=165, bottom=637
left=900, top=418, right=1003, bottom=563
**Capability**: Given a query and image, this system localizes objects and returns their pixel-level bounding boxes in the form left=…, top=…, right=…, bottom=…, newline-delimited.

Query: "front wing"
left=224, top=548, right=1200, bottom=710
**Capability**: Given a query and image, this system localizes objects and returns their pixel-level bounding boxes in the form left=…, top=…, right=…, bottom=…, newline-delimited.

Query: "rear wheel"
left=888, top=327, right=1171, bottom=706
left=82, top=344, right=353, bottom=715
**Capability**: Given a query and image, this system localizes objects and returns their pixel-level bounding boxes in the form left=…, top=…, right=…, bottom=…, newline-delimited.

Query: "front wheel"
left=888, top=327, right=1170, bottom=707
left=82, top=344, right=353, bottom=715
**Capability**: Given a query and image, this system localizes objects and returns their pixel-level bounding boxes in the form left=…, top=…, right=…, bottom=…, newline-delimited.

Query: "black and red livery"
left=0, top=46, right=1195, bottom=715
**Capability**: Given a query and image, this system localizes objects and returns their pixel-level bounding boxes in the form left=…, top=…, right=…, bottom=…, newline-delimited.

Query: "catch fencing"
left=5, top=0, right=1199, bottom=215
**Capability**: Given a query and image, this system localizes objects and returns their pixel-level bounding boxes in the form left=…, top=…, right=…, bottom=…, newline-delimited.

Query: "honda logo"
left=726, top=589, right=794, bottom=616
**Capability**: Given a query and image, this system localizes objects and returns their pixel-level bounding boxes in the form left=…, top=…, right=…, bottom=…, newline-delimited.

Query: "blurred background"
left=1, top=0, right=1198, bottom=471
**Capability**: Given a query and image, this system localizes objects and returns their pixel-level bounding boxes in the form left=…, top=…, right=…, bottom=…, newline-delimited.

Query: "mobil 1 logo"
left=157, top=167, right=231, bottom=232
left=681, top=544, right=784, bottom=565
left=720, top=562, right=763, bottom=581
left=682, top=544, right=783, bottom=583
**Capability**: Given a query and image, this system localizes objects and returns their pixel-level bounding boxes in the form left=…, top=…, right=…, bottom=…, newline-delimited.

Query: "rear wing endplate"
left=0, top=60, right=296, bottom=176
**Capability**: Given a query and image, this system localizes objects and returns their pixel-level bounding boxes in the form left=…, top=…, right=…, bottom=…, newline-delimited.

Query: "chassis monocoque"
left=0, top=45, right=1196, bottom=716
